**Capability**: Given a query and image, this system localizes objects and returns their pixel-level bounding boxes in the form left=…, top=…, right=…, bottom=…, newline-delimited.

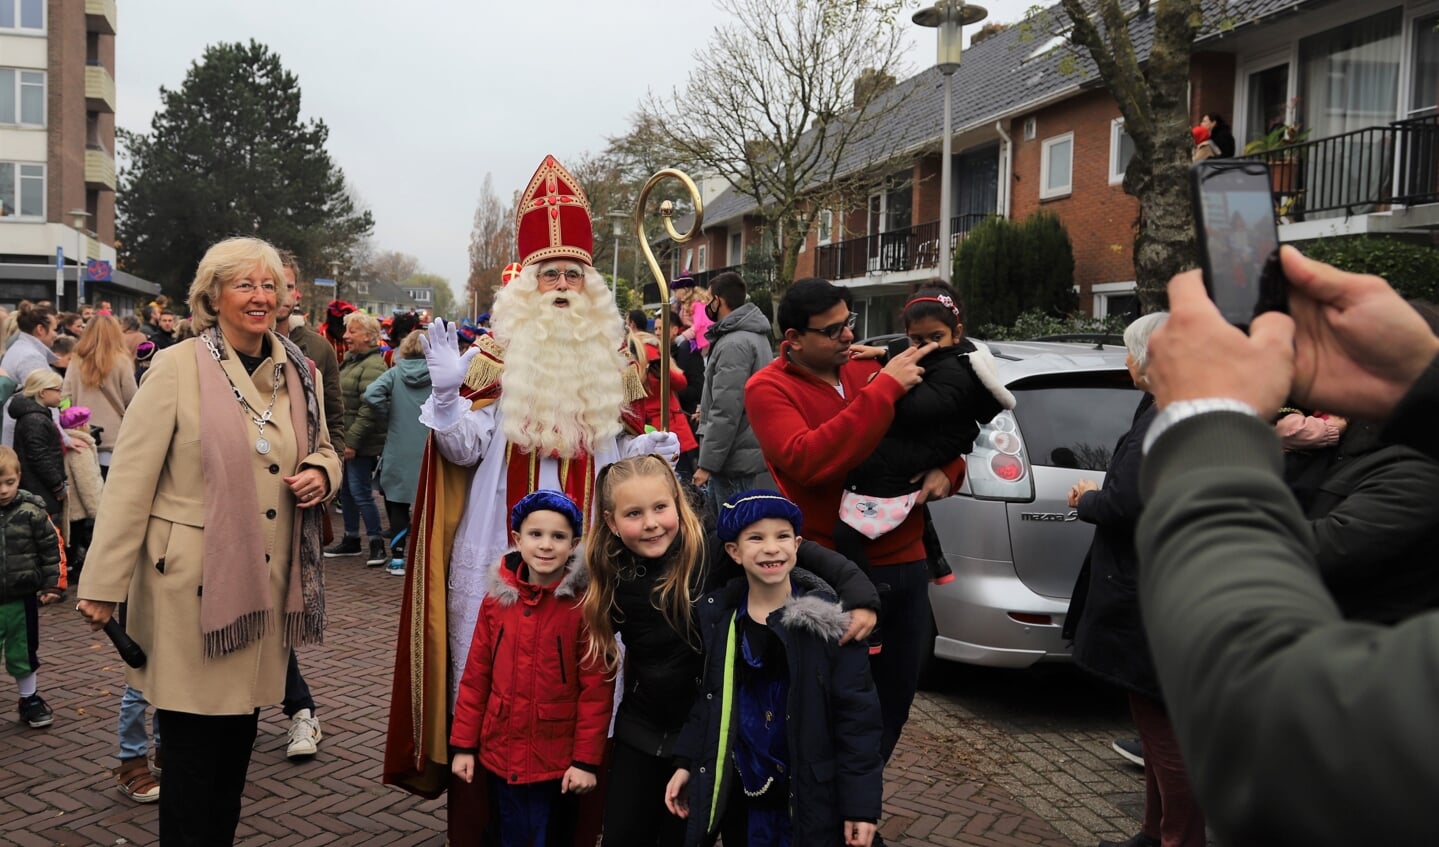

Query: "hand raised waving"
left=420, top=319, right=482, bottom=399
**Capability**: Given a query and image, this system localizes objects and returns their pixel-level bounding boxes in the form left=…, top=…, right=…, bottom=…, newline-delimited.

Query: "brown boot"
left=114, top=756, right=160, bottom=804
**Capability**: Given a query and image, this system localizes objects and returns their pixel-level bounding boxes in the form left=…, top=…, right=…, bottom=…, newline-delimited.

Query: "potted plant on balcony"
left=1245, top=101, right=1311, bottom=196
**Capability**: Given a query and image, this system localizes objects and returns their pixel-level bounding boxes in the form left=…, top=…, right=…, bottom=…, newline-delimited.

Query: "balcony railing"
left=85, top=65, right=116, bottom=113
left=85, top=0, right=117, bottom=35
left=813, top=213, right=990, bottom=281
left=1243, top=115, right=1439, bottom=221
left=85, top=148, right=116, bottom=191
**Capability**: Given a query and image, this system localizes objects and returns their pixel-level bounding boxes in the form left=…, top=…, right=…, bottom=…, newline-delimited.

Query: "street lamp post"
left=68, top=209, right=91, bottom=309
left=609, top=210, right=627, bottom=291
left=913, top=1, right=987, bottom=283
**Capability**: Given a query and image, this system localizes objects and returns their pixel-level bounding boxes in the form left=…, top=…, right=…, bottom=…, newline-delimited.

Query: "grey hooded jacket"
left=698, top=302, right=773, bottom=477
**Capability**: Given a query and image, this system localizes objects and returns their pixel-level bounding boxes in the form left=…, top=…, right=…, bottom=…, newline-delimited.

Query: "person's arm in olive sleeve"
left=1137, top=411, right=1439, bottom=846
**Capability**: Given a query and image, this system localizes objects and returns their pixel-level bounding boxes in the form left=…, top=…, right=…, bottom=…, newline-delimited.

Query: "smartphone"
left=1190, top=160, right=1287, bottom=327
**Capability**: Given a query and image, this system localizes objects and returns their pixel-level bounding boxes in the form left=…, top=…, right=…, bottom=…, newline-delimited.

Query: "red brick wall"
left=914, top=155, right=941, bottom=224
left=96, top=26, right=115, bottom=244
left=1190, top=52, right=1237, bottom=127
left=794, top=220, right=816, bottom=278
left=47, top=0, right=87, bottom=229
left=1009, top=89, right=1140, bottom=306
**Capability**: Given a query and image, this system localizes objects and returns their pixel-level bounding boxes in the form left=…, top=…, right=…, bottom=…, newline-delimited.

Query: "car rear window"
left=1010, top=373, right=1141, bottom=471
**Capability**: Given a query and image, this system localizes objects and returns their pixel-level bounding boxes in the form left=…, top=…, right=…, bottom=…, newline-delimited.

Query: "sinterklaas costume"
left=383, top=156, right=645, bottom=844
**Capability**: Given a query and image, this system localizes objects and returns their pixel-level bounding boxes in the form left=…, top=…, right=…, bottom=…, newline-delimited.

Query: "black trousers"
left=601, top=739, right=687, bottom=847
left=385, top=499, right=412, bottom=542
left=156, top=709, right=259, bottom=847
left=281, top=650, right=314, bottom=718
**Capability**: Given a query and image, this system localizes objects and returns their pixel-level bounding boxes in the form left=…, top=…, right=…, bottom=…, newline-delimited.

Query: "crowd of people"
left=2, top=148, right=1437, bottom=847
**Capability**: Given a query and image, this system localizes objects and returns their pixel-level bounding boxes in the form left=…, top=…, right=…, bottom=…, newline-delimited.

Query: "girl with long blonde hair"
left=582, top=454, right=879, bottom=846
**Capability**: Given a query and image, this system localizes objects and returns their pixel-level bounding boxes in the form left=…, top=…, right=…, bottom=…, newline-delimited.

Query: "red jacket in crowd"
left=449, top=552, right=614, bottom=785
left=745, top=343, right=964, bottom=566
left=627, top=343, right=699, bottom=453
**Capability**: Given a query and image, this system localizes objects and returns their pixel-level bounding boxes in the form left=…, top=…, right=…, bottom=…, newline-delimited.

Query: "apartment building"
left=0, top=0, right=157, bottom=313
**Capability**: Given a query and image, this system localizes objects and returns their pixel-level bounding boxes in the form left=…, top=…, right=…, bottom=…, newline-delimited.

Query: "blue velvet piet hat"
left=716, top=489, right=803, bottom=542
left=510, top=490, right=584, bottom=536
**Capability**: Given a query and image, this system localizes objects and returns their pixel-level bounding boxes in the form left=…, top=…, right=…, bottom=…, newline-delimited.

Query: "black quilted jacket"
left=9, top=393, right=66, bottom=517
left=0, top=489, right=62, bottom=602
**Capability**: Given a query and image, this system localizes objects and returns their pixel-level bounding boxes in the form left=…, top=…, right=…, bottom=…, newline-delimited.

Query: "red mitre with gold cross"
left=515, top=155, right=594, bottom=267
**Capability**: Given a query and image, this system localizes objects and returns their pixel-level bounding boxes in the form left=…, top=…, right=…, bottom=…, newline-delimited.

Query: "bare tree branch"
left=639, top=0, right=911, bottom=288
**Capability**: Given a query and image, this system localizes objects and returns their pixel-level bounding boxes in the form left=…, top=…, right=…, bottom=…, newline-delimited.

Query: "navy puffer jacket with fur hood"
left=673, top=569, right=883, bottom=846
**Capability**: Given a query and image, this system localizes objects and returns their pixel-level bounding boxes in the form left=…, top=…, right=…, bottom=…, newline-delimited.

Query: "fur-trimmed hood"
left=960, top=340, right=1016, bottom=411
left=708, top=567, right=852, bottom=643
left=778, top=592, right=851, bottom=643
left=487, top=548, right=589, bottom=605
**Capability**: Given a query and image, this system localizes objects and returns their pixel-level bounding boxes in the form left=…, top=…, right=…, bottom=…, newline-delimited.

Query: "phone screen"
left=1191, top=161, right=1286, bottom=327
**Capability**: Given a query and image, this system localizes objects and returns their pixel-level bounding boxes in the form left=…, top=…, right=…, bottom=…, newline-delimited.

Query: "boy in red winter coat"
left=450, top=490, right=615, bottom=846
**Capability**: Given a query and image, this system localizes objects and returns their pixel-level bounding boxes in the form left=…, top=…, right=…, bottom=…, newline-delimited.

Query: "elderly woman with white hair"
left=1061, top=312, right=1204, bottom=847
left=324, top=310, right=390, bottom=565
left=76, top=236, right=340, bottom=846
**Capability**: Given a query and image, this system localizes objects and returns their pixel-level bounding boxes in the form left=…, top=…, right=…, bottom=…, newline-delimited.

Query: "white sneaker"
left=286, top=709, right=321, bottom=759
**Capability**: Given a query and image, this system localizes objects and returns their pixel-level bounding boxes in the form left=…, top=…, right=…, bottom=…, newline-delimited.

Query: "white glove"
left=624, top=430, right=681, bottom=461
left=420, top=319, right=480, bottom=400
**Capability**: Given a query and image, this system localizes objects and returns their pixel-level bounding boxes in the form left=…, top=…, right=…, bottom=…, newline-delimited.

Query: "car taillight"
left=991, top=454, right=1025, bottom=481
left=963, top=410, right=1035, bottom=502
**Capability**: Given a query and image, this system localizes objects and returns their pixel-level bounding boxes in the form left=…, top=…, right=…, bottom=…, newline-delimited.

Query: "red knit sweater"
left=745, top=344, right=962, bottom=566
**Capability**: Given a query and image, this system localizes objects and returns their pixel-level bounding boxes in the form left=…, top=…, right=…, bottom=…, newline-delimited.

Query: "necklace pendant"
left=255, top=436, right=271, bottom=455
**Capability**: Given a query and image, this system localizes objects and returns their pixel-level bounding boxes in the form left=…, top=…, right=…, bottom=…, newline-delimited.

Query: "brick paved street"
left=2, top=556, right=1146, bottom=846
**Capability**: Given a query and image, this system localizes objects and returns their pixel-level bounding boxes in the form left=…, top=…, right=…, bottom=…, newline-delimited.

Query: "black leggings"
left=601, top=739, right=688, bottom=847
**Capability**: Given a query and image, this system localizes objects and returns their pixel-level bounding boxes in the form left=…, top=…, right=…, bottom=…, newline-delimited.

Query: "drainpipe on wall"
left=995, top=121, right=1013, bottom=219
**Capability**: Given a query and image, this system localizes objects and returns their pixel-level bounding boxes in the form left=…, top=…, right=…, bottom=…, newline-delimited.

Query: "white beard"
left=492, top=266, right=627, bottom=457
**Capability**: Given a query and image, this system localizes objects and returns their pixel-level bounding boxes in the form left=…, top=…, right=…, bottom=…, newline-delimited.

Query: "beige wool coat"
left=78, top=334, right=341, bottom=716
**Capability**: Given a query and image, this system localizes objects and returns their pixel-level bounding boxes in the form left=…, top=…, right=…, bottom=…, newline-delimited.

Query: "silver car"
left=907, top=339, right=1140, bottom=669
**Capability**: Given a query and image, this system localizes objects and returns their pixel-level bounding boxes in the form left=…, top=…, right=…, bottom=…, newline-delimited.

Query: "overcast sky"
left=116, top=0, right=1035, bottom=307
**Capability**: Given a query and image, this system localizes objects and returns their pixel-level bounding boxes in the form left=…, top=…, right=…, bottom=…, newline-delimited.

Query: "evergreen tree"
left=118, top=41, right=373, bottom=304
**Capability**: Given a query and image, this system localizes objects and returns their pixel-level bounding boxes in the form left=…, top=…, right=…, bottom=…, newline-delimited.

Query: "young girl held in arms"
left=450, top=490, right=615, bottom=847
left=581, top=455, right=880, bottom=846
left=839, top=283, right=1014, bottom=606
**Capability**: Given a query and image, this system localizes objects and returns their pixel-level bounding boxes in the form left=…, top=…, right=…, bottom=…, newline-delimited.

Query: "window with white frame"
left=0, top=69, right=45, bottom=127
left=729, top=230, right=742, bottom=265
left=1040, top=133, right=1074, bottom=199
left=816, top=209, right=834, bottom=245
left=0, top=161, right=45, bottom=219
left=1109, top=119, right=1135, bottom=185
left=0, top=0, right=45, bottom=32
left=1091, top=281, right=1139, bottom=320
left=697, top=244, right=707, bottom=272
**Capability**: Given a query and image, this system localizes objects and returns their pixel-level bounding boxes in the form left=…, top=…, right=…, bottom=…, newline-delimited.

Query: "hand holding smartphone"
left=1190, top=160, right=1288, bottom=329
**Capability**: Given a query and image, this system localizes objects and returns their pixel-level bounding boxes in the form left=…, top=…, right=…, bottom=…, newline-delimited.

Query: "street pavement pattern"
left=2, top=558, right=1145, bottom=846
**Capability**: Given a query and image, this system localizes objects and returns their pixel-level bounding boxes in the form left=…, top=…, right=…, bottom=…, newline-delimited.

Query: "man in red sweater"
left=746, top=277, right=957, bottom=763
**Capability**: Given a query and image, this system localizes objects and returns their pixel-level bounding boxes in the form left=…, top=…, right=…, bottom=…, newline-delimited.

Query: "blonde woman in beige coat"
left=60, top=314, right=136, bottom=477
left=76, top=237, right=340, bottom=847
